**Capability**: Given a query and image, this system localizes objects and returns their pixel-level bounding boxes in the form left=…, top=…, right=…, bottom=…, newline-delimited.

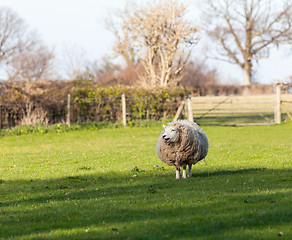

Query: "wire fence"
left=0, top=84, right=291, bottom=129
left=0, top=94, right=184, bottom=129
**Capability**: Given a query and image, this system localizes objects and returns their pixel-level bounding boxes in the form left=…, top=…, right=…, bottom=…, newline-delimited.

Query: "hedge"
left=0, top=80, right=190, bottom=129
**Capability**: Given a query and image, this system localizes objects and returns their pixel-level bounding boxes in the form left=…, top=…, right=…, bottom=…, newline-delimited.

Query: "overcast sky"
left=1, top=0, right=292, bottom=84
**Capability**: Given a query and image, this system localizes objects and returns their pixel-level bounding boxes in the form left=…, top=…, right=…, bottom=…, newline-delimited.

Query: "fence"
left=0, top=84, right=291, bottom=129
left=0, top=92, right=185, bottom=129
left=0, top=102, right=67, bottom=129
left=192, top=84, right=292, bottom=126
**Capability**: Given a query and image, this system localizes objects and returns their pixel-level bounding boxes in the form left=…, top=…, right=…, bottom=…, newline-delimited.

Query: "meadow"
left=0, top=122, right=291, bottom=239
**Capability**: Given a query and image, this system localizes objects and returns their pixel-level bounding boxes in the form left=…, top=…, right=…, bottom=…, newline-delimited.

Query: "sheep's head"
left=162, top=125, right=180, bottom=143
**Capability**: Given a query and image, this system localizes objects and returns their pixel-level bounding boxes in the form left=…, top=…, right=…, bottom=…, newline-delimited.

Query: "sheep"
left=156, top=120, right=209, bottom=179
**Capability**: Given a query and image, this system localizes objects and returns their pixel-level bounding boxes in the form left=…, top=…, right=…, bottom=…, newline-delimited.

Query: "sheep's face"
left=162, top=125, right=180, bottom=143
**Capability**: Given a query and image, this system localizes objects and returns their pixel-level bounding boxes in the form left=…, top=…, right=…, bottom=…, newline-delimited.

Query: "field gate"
left=191, top=84, right=292, bottom=126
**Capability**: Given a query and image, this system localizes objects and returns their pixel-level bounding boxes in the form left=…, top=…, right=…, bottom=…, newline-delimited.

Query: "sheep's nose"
left=162, top=135, right=170, bottom=142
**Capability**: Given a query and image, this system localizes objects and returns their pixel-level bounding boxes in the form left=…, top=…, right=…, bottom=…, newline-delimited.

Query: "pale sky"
left=1, top=0, right=292, bottom=84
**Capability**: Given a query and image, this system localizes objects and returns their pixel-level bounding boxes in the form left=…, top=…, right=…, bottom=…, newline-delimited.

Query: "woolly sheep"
left=156, top=120, right=209, bottom=179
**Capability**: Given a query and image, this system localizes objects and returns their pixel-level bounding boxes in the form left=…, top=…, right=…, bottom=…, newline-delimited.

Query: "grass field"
left=0, top=122, right=291, bottom=239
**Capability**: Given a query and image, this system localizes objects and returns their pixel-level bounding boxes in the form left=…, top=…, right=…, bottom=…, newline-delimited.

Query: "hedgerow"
left=0, top=80, right=190, bottom=129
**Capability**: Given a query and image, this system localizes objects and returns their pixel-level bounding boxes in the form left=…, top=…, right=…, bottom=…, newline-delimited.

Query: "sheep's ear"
left=163, top=124, right=167, bottom=129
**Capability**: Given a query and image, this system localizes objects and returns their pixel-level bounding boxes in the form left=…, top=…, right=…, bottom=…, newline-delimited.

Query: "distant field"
left=0, top=123, right=291, bottom=239
left=192, top=94, right=292, bottom=125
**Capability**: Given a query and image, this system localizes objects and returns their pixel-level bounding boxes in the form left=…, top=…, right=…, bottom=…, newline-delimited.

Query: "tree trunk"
left=243, top=60, right=252, bottom=86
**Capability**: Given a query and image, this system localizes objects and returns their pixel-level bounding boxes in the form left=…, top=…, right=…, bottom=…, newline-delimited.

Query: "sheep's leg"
left=188, top=164, right=192, bottom=177
left=182, top=164, right=187, bottom=178
left=175, top=166, right=180, bottom=179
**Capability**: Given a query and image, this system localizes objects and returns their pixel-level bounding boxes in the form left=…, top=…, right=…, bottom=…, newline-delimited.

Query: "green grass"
left=0, top=122, right=291, bottom=239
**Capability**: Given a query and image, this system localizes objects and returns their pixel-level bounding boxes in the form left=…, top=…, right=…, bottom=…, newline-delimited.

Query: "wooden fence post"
left=187, top=95, right=194, bottom=122
left=122, top=93, right=127, bottom=127
left=0, top=104, right=2, bottom=130
left=173, top=100, right=185, bottom=122
left=275, top=83, right=281, bottom=124
left=66, top=93, right=71, bottom=125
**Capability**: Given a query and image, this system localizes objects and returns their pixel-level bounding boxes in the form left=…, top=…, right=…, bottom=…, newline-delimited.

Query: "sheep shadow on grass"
left=1, top=168, right=291, bottom=239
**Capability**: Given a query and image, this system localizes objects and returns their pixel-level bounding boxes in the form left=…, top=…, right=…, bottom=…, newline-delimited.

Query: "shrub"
left=0, top=81, right=190, bottom=129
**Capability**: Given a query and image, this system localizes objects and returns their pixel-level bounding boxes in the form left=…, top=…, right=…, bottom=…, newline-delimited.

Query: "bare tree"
left=0, top=7, right=55, bottom=81
left=202, top=0, right=292, bottom=86
left=109, top=0, right=199, bottom=88
left=62, top=44, right=90, bottom=80
left=62, top=45, right=121, bottom=82
left=180, top=59, right=220, bottom=87
left=86, top=57, right=121, bottom=83
left=6, top=44, right=55, bottom=81
left=0, top=7, right=30, bottom=64
left=74, top=57, right=121, bottom=83
left=107, top=12, right=138, bottom=67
